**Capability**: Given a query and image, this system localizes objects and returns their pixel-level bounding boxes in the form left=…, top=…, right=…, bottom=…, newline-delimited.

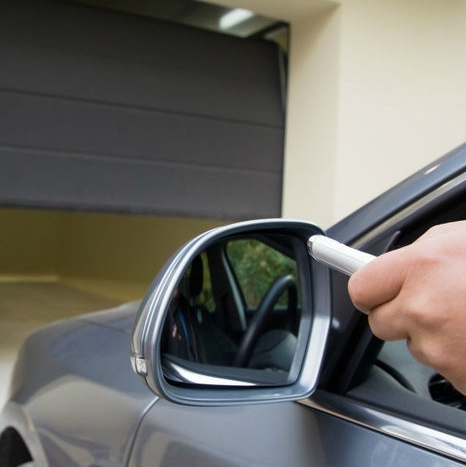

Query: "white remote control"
left=307, top=235, right=375, bottom=276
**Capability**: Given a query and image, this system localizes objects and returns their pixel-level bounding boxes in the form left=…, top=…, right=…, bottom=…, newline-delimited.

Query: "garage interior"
left=0, top=208, right=228, bottom=402
left=0, top=0, right=288, bottom=404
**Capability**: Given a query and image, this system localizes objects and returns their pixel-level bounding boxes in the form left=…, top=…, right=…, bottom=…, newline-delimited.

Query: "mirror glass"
left=160, top=233, right=309, bottom=387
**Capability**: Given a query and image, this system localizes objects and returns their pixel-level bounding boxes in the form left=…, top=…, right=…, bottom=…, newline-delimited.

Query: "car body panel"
left=1, top=301, right=156, bottom=466
left=2, top=144, right=466, bottom=466
left=128, top=395, right=465, bottom=466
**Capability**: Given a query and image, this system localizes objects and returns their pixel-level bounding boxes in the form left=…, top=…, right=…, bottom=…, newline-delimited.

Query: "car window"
left=339, top=189, right=466, bottom=442
left=225, top=238, right=300, bottom=310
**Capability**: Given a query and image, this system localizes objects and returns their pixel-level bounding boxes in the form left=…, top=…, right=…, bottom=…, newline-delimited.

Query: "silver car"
left=1, top=144, right=466, bottom=466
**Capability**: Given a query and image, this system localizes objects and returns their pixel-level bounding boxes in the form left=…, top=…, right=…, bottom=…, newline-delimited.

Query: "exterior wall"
left=282, top=4, right=341, bottom=228
left=215, top=0, right=466, bottom=227
left=282, top=0, right=466, bottom=227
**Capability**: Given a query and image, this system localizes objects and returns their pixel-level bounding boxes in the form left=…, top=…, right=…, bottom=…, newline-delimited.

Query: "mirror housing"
left=131, top=219, right=331, bottom=406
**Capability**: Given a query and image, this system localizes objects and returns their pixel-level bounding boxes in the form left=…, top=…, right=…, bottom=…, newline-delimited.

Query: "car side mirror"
left=131, top=219, right=331, bottom=406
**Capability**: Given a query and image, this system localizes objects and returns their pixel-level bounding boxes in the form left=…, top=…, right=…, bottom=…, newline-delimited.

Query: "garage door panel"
left=0, top=40, right=283, bottom=127
left=1, top=0, right=285, bottom=219
left=0, top=91, right=283, bottom=172
left=0, top=1, right=280, bottom=87
left=0, top=148, right=281, bottom=219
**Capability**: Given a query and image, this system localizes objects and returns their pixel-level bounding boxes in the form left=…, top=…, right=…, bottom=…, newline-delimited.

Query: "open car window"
left=337, top=178, right=466, bottom=439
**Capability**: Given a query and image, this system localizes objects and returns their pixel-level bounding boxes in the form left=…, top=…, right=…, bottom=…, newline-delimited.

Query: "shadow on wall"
left=0, top=208, right=228, bottom=301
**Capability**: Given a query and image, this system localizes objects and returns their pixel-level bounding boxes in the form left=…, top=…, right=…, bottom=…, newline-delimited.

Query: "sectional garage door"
left=0, top=0, right=285, bottom=219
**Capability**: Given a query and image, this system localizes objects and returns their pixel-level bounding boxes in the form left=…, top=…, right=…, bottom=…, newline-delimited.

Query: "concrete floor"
left=0, top=280, right=121, bottom=406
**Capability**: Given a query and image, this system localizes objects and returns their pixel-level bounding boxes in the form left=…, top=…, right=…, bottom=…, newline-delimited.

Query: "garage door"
left=0, top=0, right=285, bottom=219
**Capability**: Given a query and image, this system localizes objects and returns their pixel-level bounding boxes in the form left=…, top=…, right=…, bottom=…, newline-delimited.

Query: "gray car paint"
left=129, top=397, right=465, bottom=466
left=2, top=301, right=156, bottom=466
left=2, top=143, right=466, bottom=466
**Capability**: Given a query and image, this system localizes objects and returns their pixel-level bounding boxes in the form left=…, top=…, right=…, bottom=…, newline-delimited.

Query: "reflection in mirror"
left=161, top=234, right=308, bottom=387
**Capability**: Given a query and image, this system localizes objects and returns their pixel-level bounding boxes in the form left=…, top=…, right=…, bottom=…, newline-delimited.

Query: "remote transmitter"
left=307, top=235, right=375, bottom=276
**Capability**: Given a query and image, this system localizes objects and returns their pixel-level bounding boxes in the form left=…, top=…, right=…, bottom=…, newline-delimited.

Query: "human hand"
left=348, top=221, right=466, bottom=395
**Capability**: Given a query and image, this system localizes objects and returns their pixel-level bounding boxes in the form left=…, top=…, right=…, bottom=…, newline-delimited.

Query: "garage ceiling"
left=66, top=0, right=283, bottom=38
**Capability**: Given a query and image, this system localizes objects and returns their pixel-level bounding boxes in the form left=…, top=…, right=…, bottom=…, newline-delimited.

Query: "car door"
left=316, top=145, right=466, bottom=464
left=128, top=145, right=466, bottom=466
left=128, top=394, right=466, bottom=466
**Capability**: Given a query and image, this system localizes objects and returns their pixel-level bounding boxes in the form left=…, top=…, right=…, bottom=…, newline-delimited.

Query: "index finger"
left=348, top=247, right=410, bottom=313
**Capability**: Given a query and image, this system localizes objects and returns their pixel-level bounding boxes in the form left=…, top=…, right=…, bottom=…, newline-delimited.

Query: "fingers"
left=416, top=220, right=466, bottom=241
left=366, top=298, right=410, bottom=341
left=348, top=247, right=410, bottom=313
left=348, top=245, right=415, bottom=340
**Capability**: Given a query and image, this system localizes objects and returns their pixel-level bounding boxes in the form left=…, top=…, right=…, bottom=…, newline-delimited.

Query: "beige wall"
left=212, top=0, right=466, bottom=227
left=334, top=0, right=466, bottom=223
left=282, top=4, right=341, bottom=227
left=0, top=208, right=227, bottom=300
left=283, top=0, right=466, bottom=227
